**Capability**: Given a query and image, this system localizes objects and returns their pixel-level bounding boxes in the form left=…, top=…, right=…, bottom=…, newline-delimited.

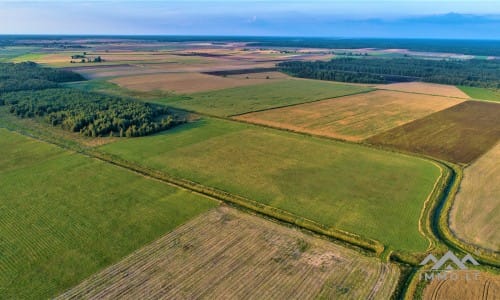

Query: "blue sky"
left=0, top=1, right=499, bottom=38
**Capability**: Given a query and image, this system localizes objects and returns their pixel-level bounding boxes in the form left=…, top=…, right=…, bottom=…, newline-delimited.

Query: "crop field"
left=235, top=90, right=464, bottom=141
left=164, top=79, right=372, bottom=116
left=367, top=101, right=500, bottom=164
left=69, top=61, right=276, bottom=79
left=0, top=129, right=217, bottom=299
left=450, top=142, right=500, bottom=251
left=99, top=117, right=441, bottom=252
left=423, top=271, right=499, bottom=300
left=0, top=46, right=40, bottom=62
left=375, top=82, right=470, bottom=98
left=57, top=207, right=400, bottom=300
left=458, top=86, right=500, bottom=102
left=110, top=72, right=285, bottom=94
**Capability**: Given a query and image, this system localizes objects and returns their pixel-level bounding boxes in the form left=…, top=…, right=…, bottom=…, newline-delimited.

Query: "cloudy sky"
left=0, top=0, right=499, bottom=38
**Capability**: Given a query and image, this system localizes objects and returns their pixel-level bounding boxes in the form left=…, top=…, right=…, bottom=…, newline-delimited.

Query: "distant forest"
left=0, top=62, right=183, bottom=137
left=278, top=58, right=500, bottom=88
left=251, top=38, right=500, bottom=57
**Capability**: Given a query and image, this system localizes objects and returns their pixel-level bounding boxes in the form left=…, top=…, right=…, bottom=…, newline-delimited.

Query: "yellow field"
left=111, top=72, right=286, bottom=93
left=450, top=142, right=500, bottom=251
left=375, top=82, right=470, bottom=98
left=423, top=271, right=499, bottom=300
left=57, top=207, right=400, bottom=299
left=235, top=90, right=464, bottom=141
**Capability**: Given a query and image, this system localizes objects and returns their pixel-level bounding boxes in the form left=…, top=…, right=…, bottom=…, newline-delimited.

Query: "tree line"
left=0, top=62, right=84, bottom=93
left=0, top=62, right=184, bottom=137
left=278, top=58, right=500, bottom=88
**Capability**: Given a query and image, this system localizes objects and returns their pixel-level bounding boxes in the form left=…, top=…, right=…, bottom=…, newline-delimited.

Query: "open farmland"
left=57, top=207, right=400, bottom=300
left=164, top=79, right=372, bottom=116
left=450, top=142, right=500, bottom=251
left=235, top=90, right=464, bottom=141
left=99, top=117, right=441, bottom=252
left=375, top=82, right=469, bottom=98
left=0, top=129, right=217, bottom=299
left=111, top=72, right=285, bottom=94
left=367, top=101, right=500, bottom=164
left=423, top=271, right=500, bottom=300
left=458, top=86, right=500, bottom=102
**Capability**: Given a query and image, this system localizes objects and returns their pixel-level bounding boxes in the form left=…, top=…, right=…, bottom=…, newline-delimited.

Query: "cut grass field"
left=0, top=129, right=217, bottom=299
left=458, top=86, right=500, bottom=102
left=57, top=207, right=400, bottom=300
left=367, top=101, right=500, bottom=164
left=423, top=271, right=499, bottom=300
left=163, top=79, right=373, bottom=116
left=111, top=72, right=284, bottom=94
left=375, top=82, right=469, bottom=98
left=235, top=90, right=464, bottom=141
left=99, top=117, right=441, bottom=252
left=450, top=142, right=500, bottom=251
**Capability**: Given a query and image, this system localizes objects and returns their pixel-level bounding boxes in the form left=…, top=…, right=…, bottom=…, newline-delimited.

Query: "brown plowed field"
left=57, top=207, right=400, bottom=300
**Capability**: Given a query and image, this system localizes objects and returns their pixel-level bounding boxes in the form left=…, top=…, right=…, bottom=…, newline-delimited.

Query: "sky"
left=0, top=0, right=499, bottom=38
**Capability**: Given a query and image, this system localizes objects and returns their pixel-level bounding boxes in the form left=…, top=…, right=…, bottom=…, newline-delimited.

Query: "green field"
left=0, top=129, right=217, bottom=299
left=0, top=46, right=39, bottom=62
left=458, top=86, right=500, bottom=102
left=99, top=117, right=441, bottom=252
left=162, top=79, right=372, bottom=116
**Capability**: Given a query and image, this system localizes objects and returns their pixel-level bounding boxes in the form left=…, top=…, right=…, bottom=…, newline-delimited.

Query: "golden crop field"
left=450, top=142, right=500, bottom=251
left=423, top=271, right=499, bottom=300
left=375, top=82, right=470, bottom=98
left=235, top=90, right=464, bottom=141
left=111, top=72, right=286, bottom=93
left=57, top=207, right=400, bottom=299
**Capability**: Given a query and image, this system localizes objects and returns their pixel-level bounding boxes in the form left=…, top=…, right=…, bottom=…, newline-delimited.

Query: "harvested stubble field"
left=57, top=207, right=400, bottom=300
left=110, top=72, right=284, bottom=94
left=423, top=271, right=500, bottom=300
left=450, top=142, right=500, bottom=251
left=375, top=82, right=470, bottom=98
left=235, top=90, right=464, bottom=141
left=367, top=101, right=500, bottom=164
left=70, top=61, right=276, bottom=79
left=165, top=79, right=373, bottom=116
left=0, top=129, right=217, bottom=299
left=99, top=117, right=441, bottom=252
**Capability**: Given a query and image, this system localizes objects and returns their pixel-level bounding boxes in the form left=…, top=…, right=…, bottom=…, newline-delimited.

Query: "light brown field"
left=235, top=90, right=464, bottom=141
left=375, top=82, right=470, bottom=98
left=57, top=207, right=400, bottom=300
left=423, top=271, right=499, bottom=300
left=450, top=142, right=500, bottom=251
left=71, top=61, right=276, bottom=79
left=111, top=72, right=286, bottom=93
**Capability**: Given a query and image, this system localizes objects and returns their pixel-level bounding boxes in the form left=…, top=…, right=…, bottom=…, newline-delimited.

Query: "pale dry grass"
left=450, top=142, right=500, bottom=252
left=235, top=90, right=464, bottom=141
left=56, top=207, right=400, bottom=300
left=111, top=72, right=285, bottom=93
left=423, top=270, right=499, bottom=300
left=375, top=82, right=470, bottom=98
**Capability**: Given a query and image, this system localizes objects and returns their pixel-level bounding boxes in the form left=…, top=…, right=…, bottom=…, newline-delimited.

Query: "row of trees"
left=0, top=62, right=84, bottom=93
left=278, top=58, right=500, bottom=88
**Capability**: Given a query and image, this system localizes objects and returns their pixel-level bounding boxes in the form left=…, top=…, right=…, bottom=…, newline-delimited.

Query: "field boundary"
left=227, top=87, right=375, bottom=117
